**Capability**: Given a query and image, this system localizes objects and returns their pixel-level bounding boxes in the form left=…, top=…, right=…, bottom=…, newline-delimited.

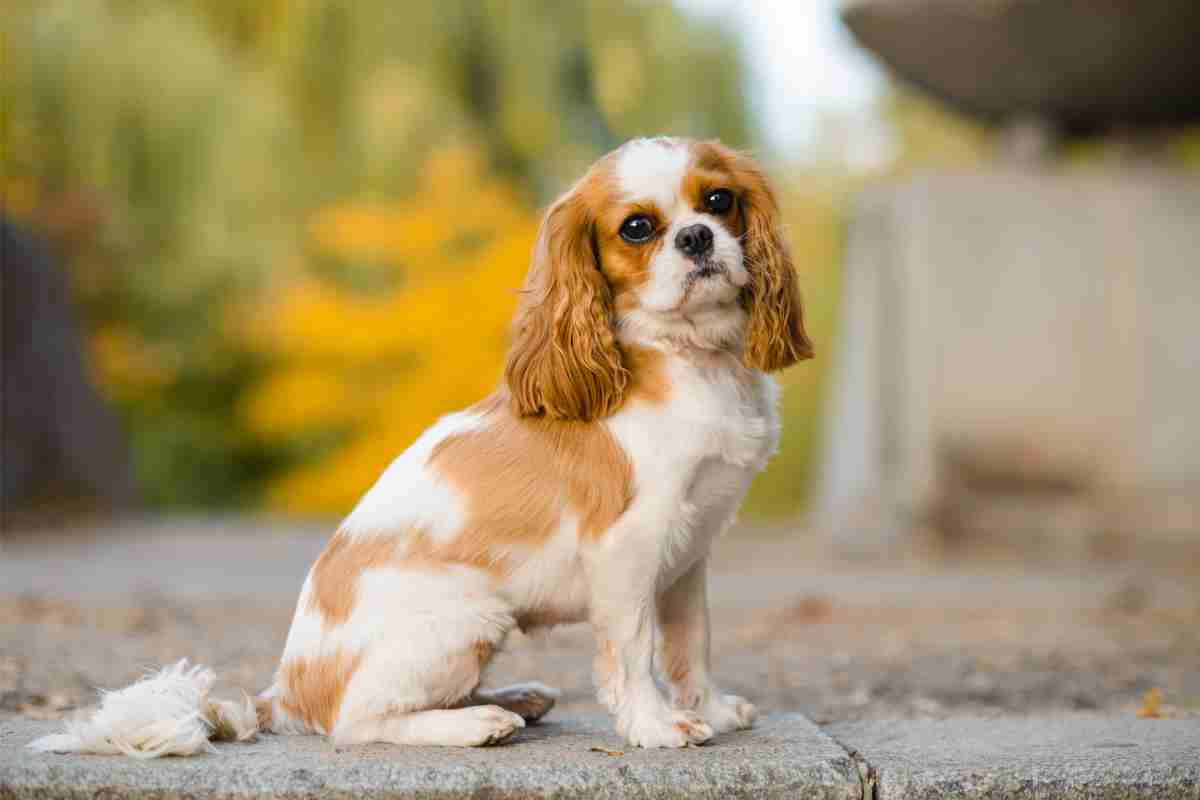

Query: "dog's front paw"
left=702, top=693, right=757, bottom=734
left=620, top=708, right=713, bottom=748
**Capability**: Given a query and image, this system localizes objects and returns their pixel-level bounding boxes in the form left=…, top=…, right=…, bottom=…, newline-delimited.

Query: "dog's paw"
left=454, top=705, right=526, bottom=747
left=482, top=682, right=560, bottom=723
left=702, top=693, right=757, bottom=734
left=620, top=708, right=713, bottom=748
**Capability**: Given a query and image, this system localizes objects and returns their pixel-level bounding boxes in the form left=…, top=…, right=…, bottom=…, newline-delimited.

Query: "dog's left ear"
left=734, top=156, right=814, bottom=372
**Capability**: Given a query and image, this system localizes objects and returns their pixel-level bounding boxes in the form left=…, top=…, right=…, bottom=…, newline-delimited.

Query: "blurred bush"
left=10, top=1, right=1195, bottom=519
left=240, top=148, right=539, bottom=513
left=3, top=0, right=790, bottom=515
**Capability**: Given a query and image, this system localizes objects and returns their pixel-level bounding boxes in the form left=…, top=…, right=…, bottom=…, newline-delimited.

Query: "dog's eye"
left=704, top=189, right=734, bottom=214
left=619, top=215, right=655, bottom=244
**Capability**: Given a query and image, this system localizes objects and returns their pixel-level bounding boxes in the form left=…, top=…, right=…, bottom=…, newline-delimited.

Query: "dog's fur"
left=31, top=137, right=811, bottom=756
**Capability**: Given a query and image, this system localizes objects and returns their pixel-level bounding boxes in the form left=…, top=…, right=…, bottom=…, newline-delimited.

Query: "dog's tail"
left=27, top=660, right=272, bottom=758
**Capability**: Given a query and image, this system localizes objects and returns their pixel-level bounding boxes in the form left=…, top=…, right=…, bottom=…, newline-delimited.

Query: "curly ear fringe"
left=735, top=156, right=814, bottom=372
left=504, top=191, right=628, bottom=421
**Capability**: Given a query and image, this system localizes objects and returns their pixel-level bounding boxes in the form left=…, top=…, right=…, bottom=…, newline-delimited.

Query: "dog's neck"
left=615, top=302, right=747, bottom=361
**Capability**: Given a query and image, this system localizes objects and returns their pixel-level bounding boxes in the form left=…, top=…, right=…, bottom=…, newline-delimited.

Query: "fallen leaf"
left=589, top=746, right=625, bottom=756
left=1136, top=687, right=1163, bottom=718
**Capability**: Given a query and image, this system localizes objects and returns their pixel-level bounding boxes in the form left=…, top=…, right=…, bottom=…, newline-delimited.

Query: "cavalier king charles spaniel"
left=32, top=137, right=812, bottom=757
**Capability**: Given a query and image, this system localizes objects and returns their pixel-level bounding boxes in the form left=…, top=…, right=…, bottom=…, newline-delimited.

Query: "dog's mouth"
left=684, top=259, right=728, bottom=289
left=674, top=260, right=737, bottom=313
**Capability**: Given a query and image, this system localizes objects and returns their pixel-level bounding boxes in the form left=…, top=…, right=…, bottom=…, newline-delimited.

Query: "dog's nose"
left=675, top=224, right=714, bottom=259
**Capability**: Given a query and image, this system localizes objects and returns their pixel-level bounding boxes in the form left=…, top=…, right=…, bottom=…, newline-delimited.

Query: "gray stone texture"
left=0, top=714, right=863, bottom=800
left=829, top=714, right=1200, bottom=800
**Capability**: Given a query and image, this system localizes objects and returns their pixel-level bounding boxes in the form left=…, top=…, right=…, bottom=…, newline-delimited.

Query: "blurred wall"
left=821, top=170, right=1200, bottom=553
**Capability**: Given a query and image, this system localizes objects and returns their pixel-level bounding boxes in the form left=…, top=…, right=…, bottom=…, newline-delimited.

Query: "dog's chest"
left=613, top=355, right=779, bottom=536
left=662, top=357, right=778, bottom=470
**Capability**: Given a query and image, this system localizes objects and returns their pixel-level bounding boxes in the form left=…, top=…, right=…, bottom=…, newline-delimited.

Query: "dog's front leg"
left=657, top=557, right=757, bottom=733
left=589, top=549, right=713, bottom=748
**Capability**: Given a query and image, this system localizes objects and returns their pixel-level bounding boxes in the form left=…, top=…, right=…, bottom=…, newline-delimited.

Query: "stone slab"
left=828, top=714, right=1200, bottom=800
left=0, top=714, right=862, bottom=800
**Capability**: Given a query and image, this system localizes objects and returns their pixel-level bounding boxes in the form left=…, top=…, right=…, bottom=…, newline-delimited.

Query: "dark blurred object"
left=1, top=216, right=138, bottom=523
left=841, top=0, right=1200, bottom=134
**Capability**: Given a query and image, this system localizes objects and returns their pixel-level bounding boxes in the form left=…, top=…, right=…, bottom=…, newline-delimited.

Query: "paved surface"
left=4, top=518, right=1198, bottom=725
left=2, top=519, right=1198, bottom=798
left=829, top=715, right=1200, bottom=800
left=6, top=713, right=1199, bottom=799
left=1, top=714, right=862, bottom=800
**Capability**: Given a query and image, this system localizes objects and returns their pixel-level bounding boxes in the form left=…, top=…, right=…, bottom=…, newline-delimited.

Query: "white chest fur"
left=604, top=351, right=781, bottom=585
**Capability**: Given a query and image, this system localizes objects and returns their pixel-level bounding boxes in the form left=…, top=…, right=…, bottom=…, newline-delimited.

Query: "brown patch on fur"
left=690, top=140, right=813, bottom=371
left=659, top=616, right=692, bottom=686
left=306, top=530, right=403, bottom=628
left=679, top=160, right=737, bottom=214
left=594, top=197, right=664, bottom=316
left=428, top=395, right=633, bottom=558
left=279, top=649, right=364, bottom=734
left=505, top=167, right=629, bottom=421
left=473, top=639, right=496, bottom=666
left=403, top=527, right=508, bottom=574
left=624, top=344, right=671, bottom=406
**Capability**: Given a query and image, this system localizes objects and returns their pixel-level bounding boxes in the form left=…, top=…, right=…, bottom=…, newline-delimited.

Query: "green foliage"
left=2, top=0, right=775, bottom=514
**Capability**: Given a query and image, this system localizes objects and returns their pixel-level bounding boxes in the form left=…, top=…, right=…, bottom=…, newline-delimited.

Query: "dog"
left=31, top=136, right=812, bottom=757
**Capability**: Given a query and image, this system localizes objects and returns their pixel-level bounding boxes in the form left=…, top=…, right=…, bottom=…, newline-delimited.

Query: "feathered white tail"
left=27, top=660, right=261, bottom=758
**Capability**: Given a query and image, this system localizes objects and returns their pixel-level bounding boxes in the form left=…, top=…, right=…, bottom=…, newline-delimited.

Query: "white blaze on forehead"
left=614, top=138, right=690, bottom=210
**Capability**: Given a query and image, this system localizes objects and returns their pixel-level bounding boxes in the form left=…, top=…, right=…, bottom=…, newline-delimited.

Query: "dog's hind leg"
left=330, top=638, right=527, bottom=747
left=334, top=705, right=525, bottom=747
left=321, top=568, right=522, bottom=747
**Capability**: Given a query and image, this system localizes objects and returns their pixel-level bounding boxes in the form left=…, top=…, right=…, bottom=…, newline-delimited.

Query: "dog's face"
left=505, top=137, right=813, bottom=421
left=595, top=138, right=750, bottom=316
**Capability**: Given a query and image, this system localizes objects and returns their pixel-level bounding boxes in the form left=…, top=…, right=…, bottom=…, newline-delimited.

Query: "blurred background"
left=3, top=0, right=1200, bottom=550
left=3, top=0, right=1200, bottom=725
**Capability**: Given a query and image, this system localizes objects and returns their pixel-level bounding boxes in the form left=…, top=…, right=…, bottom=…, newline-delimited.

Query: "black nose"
left=675, top=224, right=714, bottom=259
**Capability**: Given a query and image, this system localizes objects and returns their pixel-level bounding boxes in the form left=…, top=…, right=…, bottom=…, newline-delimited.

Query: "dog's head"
left=504, top=137, right=813, bottom=421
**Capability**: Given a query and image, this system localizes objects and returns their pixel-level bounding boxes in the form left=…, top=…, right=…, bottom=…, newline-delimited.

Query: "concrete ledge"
left=828, top=714, right=1200, bottom=800
left=1, top=714, right=862, bottom=800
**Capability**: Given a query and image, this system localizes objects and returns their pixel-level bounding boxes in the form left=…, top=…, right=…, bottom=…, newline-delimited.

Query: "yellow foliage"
left=89, top=327, right=176, bottom=404
left=239, top=367, right=363, bottom=439
left=243, top=146, right=538, bottom=514
left=0, top=175, right=39, bottom=219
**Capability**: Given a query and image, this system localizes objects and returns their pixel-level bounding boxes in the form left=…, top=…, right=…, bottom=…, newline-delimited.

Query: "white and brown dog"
left=32, top=137, right=812, bottom=757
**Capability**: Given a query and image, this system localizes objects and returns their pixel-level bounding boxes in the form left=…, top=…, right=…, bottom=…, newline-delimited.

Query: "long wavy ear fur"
left=734, top=154, right=814, bottom=372
left=504, top=189, right=628, bottom=420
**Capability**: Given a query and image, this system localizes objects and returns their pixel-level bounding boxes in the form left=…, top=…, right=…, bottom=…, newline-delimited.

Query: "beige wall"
left=819, top=171, right=1200, bottom=551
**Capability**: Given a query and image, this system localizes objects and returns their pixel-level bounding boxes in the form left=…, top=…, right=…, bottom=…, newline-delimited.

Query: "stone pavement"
left=2, top=520, right=1198, bottom=797
left=2, top=714, right=863, bottom=800
left=4, top=712, right=1198, bottom=799
left=829, top=715, right=1200, bottom=800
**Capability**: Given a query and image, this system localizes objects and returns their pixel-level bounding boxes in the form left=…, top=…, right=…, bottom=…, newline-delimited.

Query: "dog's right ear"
left=504, top=189, right=628, bottom=421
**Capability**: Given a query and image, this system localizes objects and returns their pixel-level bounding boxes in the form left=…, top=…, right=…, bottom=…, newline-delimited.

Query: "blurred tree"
left=240, top=148, right=539, bottom=513
left=2, top=0, right=756, bottom=513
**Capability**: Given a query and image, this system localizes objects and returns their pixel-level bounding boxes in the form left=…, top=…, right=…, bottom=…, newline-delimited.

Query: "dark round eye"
left=704, top=189, right=734, bottom=214
left=619, top=214, right=655, bottom=243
